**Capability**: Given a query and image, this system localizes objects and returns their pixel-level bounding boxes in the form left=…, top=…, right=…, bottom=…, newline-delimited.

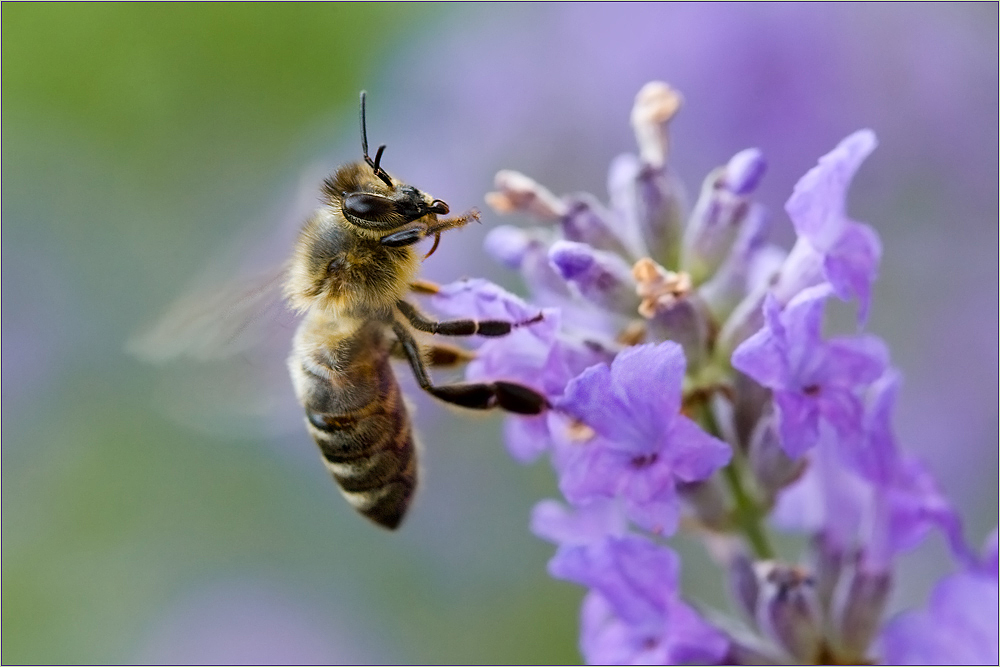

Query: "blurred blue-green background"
left=3, top=4, right=997, bottom=664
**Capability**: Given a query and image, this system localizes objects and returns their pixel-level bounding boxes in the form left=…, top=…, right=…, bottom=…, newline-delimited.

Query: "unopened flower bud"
left=630, top=81, right=682, bottom=169
left=560, top=193, right=632, bottom=257
left=487, top=170, right=569, bottom=220
left=755, top=562, right=824, bottom=663
left=549, top=241, right=638, bottom=315
left=832, top=564, right=890, bottom=661
left=683, top=149, right=768, bottom=284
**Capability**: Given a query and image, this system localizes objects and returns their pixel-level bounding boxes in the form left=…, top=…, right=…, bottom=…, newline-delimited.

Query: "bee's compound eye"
left=343, top=192, right=393, bottom=222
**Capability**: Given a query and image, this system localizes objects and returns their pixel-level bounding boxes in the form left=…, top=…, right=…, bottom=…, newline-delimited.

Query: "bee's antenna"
left=359, top=91, right=394, bottom=188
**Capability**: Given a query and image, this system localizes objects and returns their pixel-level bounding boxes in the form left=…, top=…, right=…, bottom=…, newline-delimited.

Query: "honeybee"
left=137, top=92, right=548, bottom=529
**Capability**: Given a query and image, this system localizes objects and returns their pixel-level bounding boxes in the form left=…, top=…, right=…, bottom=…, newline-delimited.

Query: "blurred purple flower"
left=545, top=531, right=728, bottom=665
left=771, top=368, right=969, bottom=574
left=879, top=530, right=999, bottom=665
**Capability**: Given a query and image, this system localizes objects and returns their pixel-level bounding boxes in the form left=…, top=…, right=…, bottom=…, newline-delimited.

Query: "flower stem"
left=722, top=461, right=775, bottom=559
left=691, top=393, right=775, bottom=559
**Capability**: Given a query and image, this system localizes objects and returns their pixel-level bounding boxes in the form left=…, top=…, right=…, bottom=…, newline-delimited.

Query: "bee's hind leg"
left=395, top=300, right=543, bottom=338
left=391, top=321, right=548, bottom=415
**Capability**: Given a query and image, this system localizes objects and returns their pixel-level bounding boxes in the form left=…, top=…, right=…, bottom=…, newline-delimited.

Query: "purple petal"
left=660, top=598, right=730, bottom=665
left=557, top=342, right=686, bottom=450
left=432, top=278, right=541, bottom=322
left=579, top=592, right=637, bottom=665
left=620, top=465, right=682, bottom=536
left=783, top=130, right=881, bottom=322
left=557, top=442, right=622, bottom=506
left=580, top=590, right=729, bottom=666
left=880, top=570, right=999, bottom=665
left=731, top=296, right=789, bottom=389
left=785, top=130, right=877, bottom=247
left=722, top=148, right=767, bottom=196
left=773, top=391, right=821, bottom=458
left=780, top=284, right=834, bottom=379
left=502, top=414, right=552, bottom=464
left=820, top=335, right=890, bottom=388
left=823, top=221, right=882, bottom=323
left=665, top=416, right=733, bottom=481
left=548, top=535, right=679, bottom=627
left=608, top=343, right=686, bottom=435
left=531, top=498, right=627, bottom=546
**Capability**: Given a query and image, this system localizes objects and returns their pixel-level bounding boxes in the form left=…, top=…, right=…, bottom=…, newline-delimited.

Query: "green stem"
left=692, top=394, right=776, bottom=560
left=722, top=462, right=775, bottom=559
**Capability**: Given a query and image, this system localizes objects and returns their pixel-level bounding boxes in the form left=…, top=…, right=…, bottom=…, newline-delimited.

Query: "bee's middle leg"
left=391, top=321, right=548, bottom=415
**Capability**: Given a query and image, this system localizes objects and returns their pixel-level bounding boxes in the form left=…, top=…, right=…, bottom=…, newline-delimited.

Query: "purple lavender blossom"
left=536, top=519, right=728, bottom=665
left=430, top=278, right=613, bottom=463
left=436, top=81, right=994, bottom=664
left=718, top=131, right=885, bottom=353
left=879, top=531, right=999, bottom=665
left=731, top=284, right=889, bottom=458
left=552, top=342, right=731, bottom=535
left=777, top=130, right=882, bottom=324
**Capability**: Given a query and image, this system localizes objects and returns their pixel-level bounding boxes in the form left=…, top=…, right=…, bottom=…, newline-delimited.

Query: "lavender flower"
left=532, top=501, right=729, bottom=665
left=429, top=82, right=997, bottom=664
left=880, top=531, right=999, bottom=665
left=551, top=342, right=731, bottom=535
left=731, top=284, right=889, bottom=458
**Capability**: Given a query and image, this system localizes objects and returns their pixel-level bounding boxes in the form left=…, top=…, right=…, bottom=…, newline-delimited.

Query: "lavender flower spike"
left=459, top=84, right=991, bottom=665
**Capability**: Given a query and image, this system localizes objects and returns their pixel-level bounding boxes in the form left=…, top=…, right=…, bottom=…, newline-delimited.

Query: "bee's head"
left=320, top=91, right=449, bottom=240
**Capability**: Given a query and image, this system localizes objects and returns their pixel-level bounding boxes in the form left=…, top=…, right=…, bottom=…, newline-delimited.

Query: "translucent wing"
left=127, top=266, right=294, bottom=363
left=127, top=163, right=333, bottom=442
left=128, top=160, right=332, bottom=363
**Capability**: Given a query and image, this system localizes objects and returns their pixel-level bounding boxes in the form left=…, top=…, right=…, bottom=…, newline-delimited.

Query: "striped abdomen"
left=289, top=318, right=416, bottom=529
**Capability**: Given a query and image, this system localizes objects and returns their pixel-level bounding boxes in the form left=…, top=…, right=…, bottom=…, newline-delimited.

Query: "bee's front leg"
left=395, top=300, right=543, bottom=337
left=379, top=210, right=480, bottom=249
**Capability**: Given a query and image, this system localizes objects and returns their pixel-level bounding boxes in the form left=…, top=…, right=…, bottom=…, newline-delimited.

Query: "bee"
left=139, top=92, right=548, bottom=530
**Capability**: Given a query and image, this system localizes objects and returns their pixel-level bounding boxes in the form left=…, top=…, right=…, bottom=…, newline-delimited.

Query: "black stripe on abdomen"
left=302, top=371, right=417, bottom=529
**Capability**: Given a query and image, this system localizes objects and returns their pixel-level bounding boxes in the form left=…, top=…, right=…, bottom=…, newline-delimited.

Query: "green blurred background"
left=3, top=4, right=997, bottom=664
left=3, top=5, right=579, bottom=663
